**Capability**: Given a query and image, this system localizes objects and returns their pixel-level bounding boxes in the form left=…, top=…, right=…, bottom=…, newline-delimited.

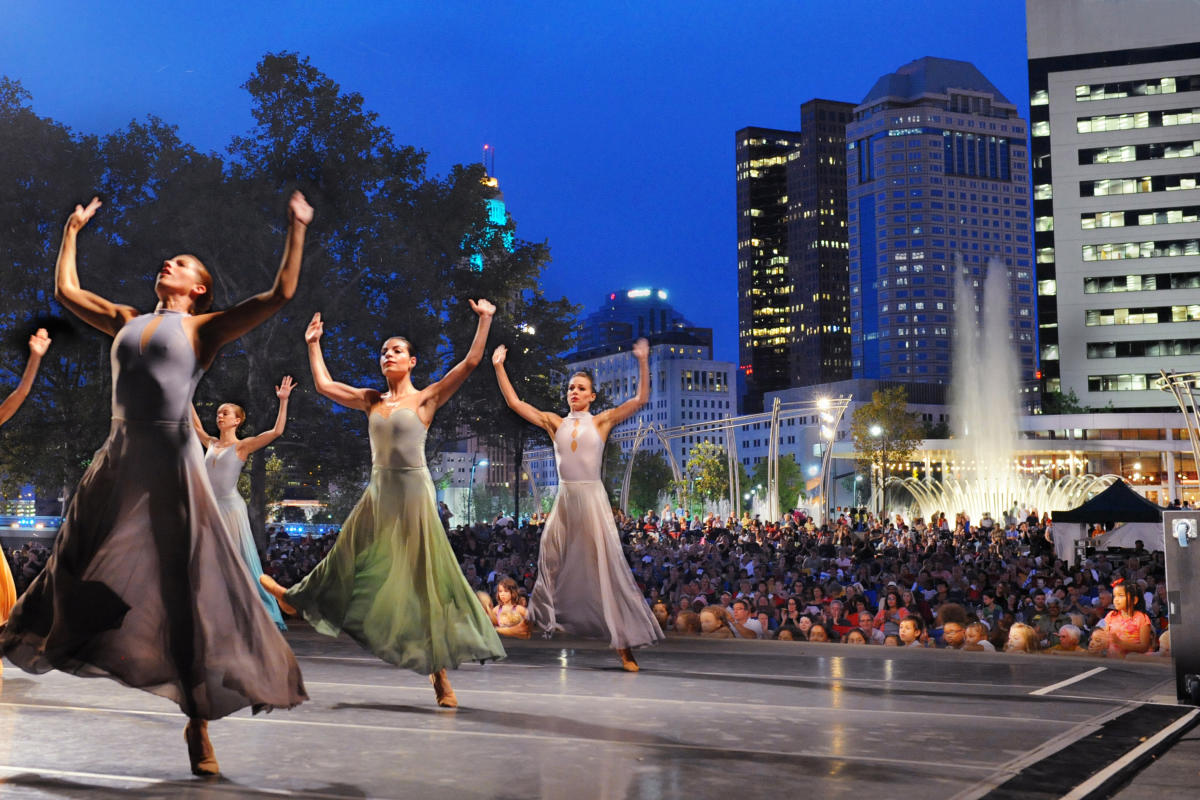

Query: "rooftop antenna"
left=483, top=143, right=496, bottom=177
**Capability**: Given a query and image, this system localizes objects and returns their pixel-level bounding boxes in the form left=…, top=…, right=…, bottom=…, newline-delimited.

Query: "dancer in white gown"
left=192, top=376, right=295, bottom=630
left=492, top=337, right=663, bottom=671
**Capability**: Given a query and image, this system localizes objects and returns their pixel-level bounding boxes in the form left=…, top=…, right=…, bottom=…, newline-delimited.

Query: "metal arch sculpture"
left=1158, top=370, right=1200, bottom=479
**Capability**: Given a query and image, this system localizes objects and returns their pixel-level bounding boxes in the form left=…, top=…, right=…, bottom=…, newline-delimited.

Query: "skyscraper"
left=1028, top=0, right=1200, bottom=410
left=788, top=99, right=856, bottom=387
left=846, top=57, right=1035, bottom=384
left=736, top=126, right=798, bottom=411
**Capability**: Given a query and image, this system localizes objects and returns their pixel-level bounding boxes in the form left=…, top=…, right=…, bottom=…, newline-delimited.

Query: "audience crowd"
left=3, top=505, right=1171, bottom=659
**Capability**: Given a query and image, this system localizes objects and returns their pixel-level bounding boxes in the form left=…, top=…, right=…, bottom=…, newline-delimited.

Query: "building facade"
left=1028, top=0, right=1200, bottom=410
left=847, top=57, right=1035, bottom=384
left=736, top=126, right=800, bottom=411
left=788, top=99, right=856, bottom=388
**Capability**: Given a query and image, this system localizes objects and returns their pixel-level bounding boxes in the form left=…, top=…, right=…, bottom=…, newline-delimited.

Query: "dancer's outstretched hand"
left=288, top=191, right=313, bottom=227
left=28, top=328, right=50, bottom=357
left=469, top=298, right=495, bottom=318
left=632, top=338, right=649, bottom=359
left=66, top=197, right=102, bottom=233
left=305, top=313, right=324, bottom=344
left=492, top=345, right=507, bottom=366
left=276, top=375, right=295, bottom=399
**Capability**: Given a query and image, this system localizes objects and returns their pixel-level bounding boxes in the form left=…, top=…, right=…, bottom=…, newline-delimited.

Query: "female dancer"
left=0, top=327, right=52, bottom=625
left=261, top=303, right=505, bottom=707
left=0, top=193, right=310, bottom=776
left=492, top=338, right=664, bottom=671
left=192, top=376, right=296, bottom=630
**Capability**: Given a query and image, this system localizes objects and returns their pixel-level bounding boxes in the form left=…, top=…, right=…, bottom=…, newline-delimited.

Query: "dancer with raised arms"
left=491, top=337, right=663, bottom=671
left=261, top=301, right=505, bottom=708
left=0, top=327, right=51, bottom=627
left=0, top=193, right=311, bottom=776
left=192, top=376, right=296, bottom=631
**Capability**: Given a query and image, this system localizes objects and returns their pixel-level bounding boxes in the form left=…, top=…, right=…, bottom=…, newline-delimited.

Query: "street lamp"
left=468, top=457, right=489, bottom=524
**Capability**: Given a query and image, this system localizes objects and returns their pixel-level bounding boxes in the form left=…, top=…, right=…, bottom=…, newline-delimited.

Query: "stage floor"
left=0, top=626, right=1193, bottom=799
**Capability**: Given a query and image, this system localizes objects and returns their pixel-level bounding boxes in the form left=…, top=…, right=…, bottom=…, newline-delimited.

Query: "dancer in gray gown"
left=0, top=193, right=311, bottom=777
left=192, top=376, right=295, bottom=631
left=492, top=337, right=663, bottom=671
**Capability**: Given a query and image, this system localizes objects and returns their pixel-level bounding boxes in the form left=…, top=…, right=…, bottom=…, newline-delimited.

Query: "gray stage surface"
left=0, top=626, right=1193, bottom=800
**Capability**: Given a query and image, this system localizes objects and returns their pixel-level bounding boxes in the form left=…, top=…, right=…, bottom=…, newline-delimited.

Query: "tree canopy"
left=0, top=54, right=573, bottom=533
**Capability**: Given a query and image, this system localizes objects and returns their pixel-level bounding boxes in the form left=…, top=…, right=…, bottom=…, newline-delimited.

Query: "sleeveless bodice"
left=369, top=408, right=428, bottom=469
left=204, top=444, right=245, bottom=497
left=553, top=411, right=603, bottom=482
left=110, top=310, right=202, bottom=422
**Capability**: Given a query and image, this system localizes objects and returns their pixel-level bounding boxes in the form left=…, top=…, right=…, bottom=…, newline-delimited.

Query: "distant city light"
left=807, top=465, right=819, bottom=476
left=657, top=290, right=667, bottom=300
left=627, top=288, right=652, bottom=298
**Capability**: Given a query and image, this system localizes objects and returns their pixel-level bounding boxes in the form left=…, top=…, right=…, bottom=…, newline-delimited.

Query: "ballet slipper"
left=258, top=574, right=297, bottom=616
left=184, top=718, right=220, bottom=776
left=617, top=648, right=640, bottom=672
left=429, top=669, right=458, bottom=708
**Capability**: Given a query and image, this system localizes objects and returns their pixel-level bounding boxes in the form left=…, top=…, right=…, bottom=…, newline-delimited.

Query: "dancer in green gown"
left=262, top=300, right=504, bottom=707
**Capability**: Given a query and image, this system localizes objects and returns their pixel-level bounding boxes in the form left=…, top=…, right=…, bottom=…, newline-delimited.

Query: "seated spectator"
left=808, top=623, right=832, bottom=643
left=1005, top=622, right=1040, bottom=653
left=729, top=598, right=763, bottom=638
left=883, top=634, right=901, bottom=646
left=844, top=628, right=868, bottom=645
left=1087, top=627, right=1109, bottom=657
left=963, top=622, right=995, bottom=652
left=489, top=577, right=530, bottom=639
left=898, top=616, right=927, bottom=647
left=1047, top=624, right=1085, bottom=654
left=699, top=606, right=734, bottom=639
left=1105, top=579, right=1153, bottom=658
left=652, top=601, right=670, bottom=630
left=857, top=611, right=885, bottom=644
left=941, top=621, right=966, bottom=650
left=675, top=610, right=701, bottom=635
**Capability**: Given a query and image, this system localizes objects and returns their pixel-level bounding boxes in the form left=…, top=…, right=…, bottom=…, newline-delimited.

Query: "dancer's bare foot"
left=430, top=669, right=458, bottom=708
left=617, top=648, right=639, bottom=672
left=258, top=574, right=297, bottom=615
left=184, top=718, right=219, bottom=776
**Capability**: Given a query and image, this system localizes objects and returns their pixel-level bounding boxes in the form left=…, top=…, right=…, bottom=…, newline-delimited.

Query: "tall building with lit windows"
left=788, top=99, right=856, bottom=387
left=736, top=126, right=799, bottom=411
left=846, top=57, right=1035, bottom=384
left=1028, top=0, right=1200, bottom=410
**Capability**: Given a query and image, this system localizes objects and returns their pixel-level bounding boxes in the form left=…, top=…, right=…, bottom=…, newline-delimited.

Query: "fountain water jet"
left=875, top=258, right=1113, bottom=522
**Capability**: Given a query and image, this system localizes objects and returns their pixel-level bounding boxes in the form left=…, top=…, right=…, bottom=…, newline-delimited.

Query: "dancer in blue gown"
left=192, top=376, right=295, bottom=630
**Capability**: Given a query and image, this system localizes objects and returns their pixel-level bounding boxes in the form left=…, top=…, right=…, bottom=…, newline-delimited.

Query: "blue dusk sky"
left=0, top=0, right=1030, bottom=364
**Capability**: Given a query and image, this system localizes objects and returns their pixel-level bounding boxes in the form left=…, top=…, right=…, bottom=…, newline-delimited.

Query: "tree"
left=850, top=387, right=926, bottom=511
left=1041, top=388, right=1084, bottom=415
left=0, top=54, right=574, bottom=545
left=674, top=440, right=729, bottom=514
left=751, top=454, right=805, bottom=512
left=627, top=450, right=674, bottom=516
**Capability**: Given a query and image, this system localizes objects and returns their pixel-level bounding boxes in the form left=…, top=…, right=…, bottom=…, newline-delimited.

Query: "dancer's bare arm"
left=306, top=314, right=374, bottom=411
left=426, top=299, right=494, bottom=410
left=238, top=376, right=294, bottom=458
left=0, top=329, right=50, bottom=427
left=54, top=198, right=137, bottom=336
left=193, top=191, right=311, bottom=364
left=190, top=405, right=216, bottom=448
left=595, top=338, right=649, bottom=437
left=492, top=345, right=559, bottom=435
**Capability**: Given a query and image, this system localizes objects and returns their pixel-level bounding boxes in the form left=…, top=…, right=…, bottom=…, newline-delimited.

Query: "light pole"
left=468, top=456, right=489, bottom=524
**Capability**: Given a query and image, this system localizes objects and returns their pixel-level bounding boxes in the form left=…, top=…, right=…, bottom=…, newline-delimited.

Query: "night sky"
left=1, top=0, right=1030, bottom=364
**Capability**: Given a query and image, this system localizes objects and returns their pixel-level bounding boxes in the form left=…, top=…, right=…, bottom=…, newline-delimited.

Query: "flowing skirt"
left=214, top=491, right=286, bottom=631
left=0, top=420, right=307, bottom=720
left=529, top=480, right=664, bottom=649
left=284, top=465, right=505, bottom=674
